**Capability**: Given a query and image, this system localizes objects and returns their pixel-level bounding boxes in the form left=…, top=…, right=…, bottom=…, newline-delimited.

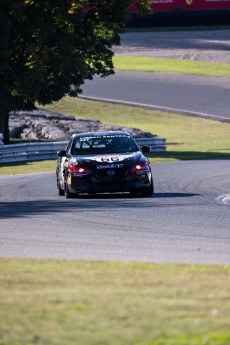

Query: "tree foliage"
left=0, top=0, right=150, bottom=143
left=133, top=0, right=152, bottom=14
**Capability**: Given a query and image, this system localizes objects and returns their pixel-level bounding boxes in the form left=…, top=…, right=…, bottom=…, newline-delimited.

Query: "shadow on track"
left=0, top=192, right=199, bottom=219
left=76, top=192, right=198, bottom=199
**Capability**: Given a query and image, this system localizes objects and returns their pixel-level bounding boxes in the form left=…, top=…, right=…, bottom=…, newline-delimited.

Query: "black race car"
left=56, top=131, right=154, bottom=198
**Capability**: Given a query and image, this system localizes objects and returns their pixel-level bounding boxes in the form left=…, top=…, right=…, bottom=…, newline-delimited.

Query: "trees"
left=0, top=0, right=151, bottom=144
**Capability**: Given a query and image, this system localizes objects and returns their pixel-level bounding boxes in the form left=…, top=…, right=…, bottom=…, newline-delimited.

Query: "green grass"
left=0, top=258, right=230, bottom=345
left=0, top=160, right=56, bottom=175
left=45, top=97, right=230, bottom=156
left=46, top=97, right=230, bottom=160
left=113, top=56, right=230, bottom=77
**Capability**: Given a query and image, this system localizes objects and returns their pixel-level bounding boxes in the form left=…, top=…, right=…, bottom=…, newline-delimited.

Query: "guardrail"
left=0, top=137, right=166, bottom=164
left=135, top=138, right=166, bottom=152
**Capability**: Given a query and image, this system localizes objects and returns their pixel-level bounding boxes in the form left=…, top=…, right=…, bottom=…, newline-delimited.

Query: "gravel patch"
left=113, top=29, right=230, bottom=64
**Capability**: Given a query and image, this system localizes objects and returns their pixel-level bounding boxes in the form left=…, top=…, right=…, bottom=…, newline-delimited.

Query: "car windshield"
left=71, top=135, right=139, bottom=155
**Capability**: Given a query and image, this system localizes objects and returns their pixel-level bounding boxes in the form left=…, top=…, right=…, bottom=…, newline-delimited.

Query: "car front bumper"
left=67, top=170, right=152, bottom=194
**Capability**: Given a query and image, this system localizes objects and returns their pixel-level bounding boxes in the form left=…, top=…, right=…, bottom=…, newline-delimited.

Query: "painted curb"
left=222, top=194, right=230, bottom=206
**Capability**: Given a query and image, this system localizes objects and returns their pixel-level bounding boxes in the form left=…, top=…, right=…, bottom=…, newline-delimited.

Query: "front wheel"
left=141, top=178, right=154, bottom=196
left=64, top=179, right=74, bottom=199
left=57, top=177, right=65, bottom=196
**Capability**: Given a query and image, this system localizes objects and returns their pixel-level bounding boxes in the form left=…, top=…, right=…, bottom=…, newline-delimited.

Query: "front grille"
left=99, top=175, right=124, bottom=184
left=96, top=168, right=127, bottom=185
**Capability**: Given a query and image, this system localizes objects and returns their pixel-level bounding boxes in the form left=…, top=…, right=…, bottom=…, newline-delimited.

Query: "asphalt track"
left=0, top=160, right=229, bottom=264
left=81, top=71, right=230, bottom=122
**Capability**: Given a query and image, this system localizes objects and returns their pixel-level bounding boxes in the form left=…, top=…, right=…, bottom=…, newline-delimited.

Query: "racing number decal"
left=96, top=156, right=123, bottom=163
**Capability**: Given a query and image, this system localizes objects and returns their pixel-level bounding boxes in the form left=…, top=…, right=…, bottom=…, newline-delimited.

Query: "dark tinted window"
left=71, top=135, right=139, bottom=155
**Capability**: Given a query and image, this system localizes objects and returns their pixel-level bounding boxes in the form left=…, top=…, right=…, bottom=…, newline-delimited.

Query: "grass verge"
left=113, top=56, right=230, bottom=77
left=46, top=97, right=230, bottom=159
left=45, top=97, right=230, bottom=162
left=1, top=97, right=229, bottom=175
left=0, top=258, right=230, bottom=345
left=0, top=160, right=56, bottom=175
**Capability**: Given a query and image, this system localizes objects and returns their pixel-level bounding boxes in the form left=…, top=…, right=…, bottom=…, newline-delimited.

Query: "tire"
left=141, top=178, right=154, bottom=196
left=57, top=177, right=65, bottom=196
left=64, top=179, right=74, bottom=199
left=129, top=189, right=140, bottom=196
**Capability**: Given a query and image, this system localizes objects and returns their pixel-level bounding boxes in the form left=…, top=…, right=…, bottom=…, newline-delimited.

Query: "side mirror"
left=141, top=145, right=151, bottom=153
left=57, top=150, right=66, bottom=158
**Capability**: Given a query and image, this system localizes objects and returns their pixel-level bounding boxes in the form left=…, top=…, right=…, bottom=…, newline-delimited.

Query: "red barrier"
left=130, top=0, right=230, bottom=12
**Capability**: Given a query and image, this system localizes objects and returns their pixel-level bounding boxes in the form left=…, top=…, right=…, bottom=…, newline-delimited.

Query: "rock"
left=9, top=108, right=155, bottom=140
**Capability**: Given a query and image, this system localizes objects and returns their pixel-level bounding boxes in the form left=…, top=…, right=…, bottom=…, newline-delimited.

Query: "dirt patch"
left=113, top=29, right=230, bottom=64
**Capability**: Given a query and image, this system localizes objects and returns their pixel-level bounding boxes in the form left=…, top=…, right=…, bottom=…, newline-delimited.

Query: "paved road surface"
left=82, top=72, right=230, bottom=121
left=1, top=160, right=229, bottom=264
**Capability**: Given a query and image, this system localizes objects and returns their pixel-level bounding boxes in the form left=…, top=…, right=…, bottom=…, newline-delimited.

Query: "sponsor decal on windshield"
left=79, top=134, right=129, bottom=141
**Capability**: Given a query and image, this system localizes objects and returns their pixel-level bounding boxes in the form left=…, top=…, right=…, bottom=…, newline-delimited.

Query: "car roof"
left=71, top=131, right=131, bottom=139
